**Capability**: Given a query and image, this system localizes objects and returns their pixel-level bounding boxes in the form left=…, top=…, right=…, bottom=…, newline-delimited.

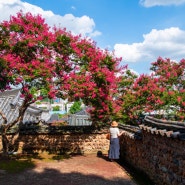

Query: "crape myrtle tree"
left=0, top=11, right=122, bottom=155
left=120, top=57, right=185, bottom=124
left=117, top=67, right=138, bottom=124
left=149, top=57, right=185, bottom=120
left=0, top=12, right=57, bottom=155
left=52, top=27, right=123, bottom=125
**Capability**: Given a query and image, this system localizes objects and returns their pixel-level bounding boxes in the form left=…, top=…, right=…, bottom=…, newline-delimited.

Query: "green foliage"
left=35, top=101, right=41, bottom=105
left=52, top=105, right=60, bottom=111
left=69, top=101, right=82, bottom=114
left=58, top=113, right=67, bottom=118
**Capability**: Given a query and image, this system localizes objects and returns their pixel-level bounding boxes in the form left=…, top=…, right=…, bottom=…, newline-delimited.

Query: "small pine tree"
left=69, top=101, right=82, bottom=114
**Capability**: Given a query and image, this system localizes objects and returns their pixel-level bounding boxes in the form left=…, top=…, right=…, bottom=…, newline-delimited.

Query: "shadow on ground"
left=0, top=153, right=137, bottom=185
left=1, top=166, right=136, bottom=185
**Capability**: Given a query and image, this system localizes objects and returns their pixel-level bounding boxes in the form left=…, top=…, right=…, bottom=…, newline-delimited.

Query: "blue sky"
left=1, top=0, right=185, bottom=74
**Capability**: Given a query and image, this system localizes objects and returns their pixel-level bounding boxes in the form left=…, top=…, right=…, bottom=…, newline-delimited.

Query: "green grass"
left=27, top=151, right=71, bottom=162
left=0, top=152, right=71, bottom=173
left=0, top=159, right=35, bottom=173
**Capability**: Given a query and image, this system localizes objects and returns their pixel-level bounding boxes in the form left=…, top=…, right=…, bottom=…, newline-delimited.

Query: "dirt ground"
left=0, top=153, right=138, bottom=185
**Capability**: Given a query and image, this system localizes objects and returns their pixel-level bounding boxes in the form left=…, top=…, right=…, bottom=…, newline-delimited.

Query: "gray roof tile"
left=0, top=89, right=50, bottom=125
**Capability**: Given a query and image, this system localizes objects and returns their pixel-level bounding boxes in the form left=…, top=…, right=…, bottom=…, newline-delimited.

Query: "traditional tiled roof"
left=68, top=108, right=92, bottom=126
left=46, top=114, right=60, bottom=124
left=74, top=109, right=89, bottom=115
left=0, top=89, right=50, bottom=125
left=119, top=124, right=142, bottom=140
left=140, top=116, right=185, bottom=140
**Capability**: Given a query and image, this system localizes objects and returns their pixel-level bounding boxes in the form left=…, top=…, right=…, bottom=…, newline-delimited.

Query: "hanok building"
left=0, top=89, right=51, bottom=125
left=68, top=109, right=92, bottom=126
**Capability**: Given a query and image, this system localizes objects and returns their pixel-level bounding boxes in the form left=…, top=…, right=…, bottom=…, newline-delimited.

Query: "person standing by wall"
left=108, top=121, right=123, bottom=161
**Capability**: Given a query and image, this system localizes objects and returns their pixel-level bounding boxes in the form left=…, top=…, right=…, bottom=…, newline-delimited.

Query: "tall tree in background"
left=117, top=68, right=138, bottom=123
left=119, top=57, right=185, bottom=124
left=149, top=57, right=185, bottom=119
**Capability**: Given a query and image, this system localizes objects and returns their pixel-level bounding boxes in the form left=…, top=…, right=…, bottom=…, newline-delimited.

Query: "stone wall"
left=119, top=127, right=185, bottom=185
left=0, top=129, right=110, bottom=155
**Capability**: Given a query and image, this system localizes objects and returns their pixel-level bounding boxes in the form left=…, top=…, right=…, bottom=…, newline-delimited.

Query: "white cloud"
left=49, top=14, right=97, bottom=36
left=0, top=0, right=101, bottom=37
left=89, top=30, right=102, bottom=37
left=114, top=27, right=185, bottom=63
left=140, top=0, right=185, bottom=7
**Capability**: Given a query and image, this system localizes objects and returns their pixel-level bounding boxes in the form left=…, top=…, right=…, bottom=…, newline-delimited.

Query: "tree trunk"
left=0, top=96, right=33, bottom=156
left=1, top=125, right=9, bottom=156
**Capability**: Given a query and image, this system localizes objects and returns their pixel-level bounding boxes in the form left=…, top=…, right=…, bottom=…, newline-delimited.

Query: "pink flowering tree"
left=117, top=68, right=139, bottom=123
left=0, top=11, right=122, bottom=155
left=119, top=57, right=185, bottom=124
left=149, top=57, right=185, bottom=120
left=0, top=12, right=59, bottom=155
left=53, top=28, right=123, bottom=125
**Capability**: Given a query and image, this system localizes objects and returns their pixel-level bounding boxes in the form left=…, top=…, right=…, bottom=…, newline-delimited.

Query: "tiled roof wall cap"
left=119, top=124, right=140, bottom=132
left=139, top=125, right=169, bottom=136
left=142, top=125, right=152, bottom=131
left=164, top=130, right=173, bottom=137
left=171, top=131, right=180, bottom=138
left=119, top=125, right=142, bottom=140
left=121, top=130, right=136, bottom=139
left=150, top=127, right=157, bottom=134
left=158, top=129, right=167, bottom=136
left=144, top=116, right=185, bottom=131
left=139, top=124, right=185, bottom=140
left=145, top=115, right=185, bottom=127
